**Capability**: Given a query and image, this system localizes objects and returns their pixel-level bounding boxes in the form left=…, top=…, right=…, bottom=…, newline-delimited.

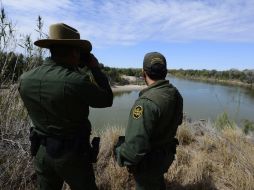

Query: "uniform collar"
left=139, top=80, right=170, bottom=96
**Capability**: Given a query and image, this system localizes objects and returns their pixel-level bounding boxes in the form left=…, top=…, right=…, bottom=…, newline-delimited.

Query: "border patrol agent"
left=115, top=52, right=183, bottom=190
left=19, top=23, right=113, bottom=190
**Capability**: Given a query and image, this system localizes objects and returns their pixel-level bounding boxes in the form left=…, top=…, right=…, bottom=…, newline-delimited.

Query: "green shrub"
left=243, top=120, right=254, bottom=135
left=214, top=112, right=236, bottom=130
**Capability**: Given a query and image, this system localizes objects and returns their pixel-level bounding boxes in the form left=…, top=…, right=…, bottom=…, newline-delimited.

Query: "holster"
left=29, top=128, right=41, bottom=157
left=113, top=136, right=125, bottom=160
left=169, top=138, right=179, bottom=154
left=29, top=127, right=100, bottom=162
left=90, top=137, right=100, bottom=163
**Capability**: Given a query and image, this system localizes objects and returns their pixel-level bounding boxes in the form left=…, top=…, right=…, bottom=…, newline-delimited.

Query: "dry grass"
left=0, top=85, right=34, bottom=190
left=1, top=88, right=254, bottom=190
left=95, top=127, right=134, bottom=190
left=166, top=121, right=254, bottom=190
left=93, top=120, right=254, bottom=190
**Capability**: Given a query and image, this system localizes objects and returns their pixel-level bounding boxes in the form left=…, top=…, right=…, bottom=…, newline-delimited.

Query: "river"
left=89, top=77, right=254, bottom=131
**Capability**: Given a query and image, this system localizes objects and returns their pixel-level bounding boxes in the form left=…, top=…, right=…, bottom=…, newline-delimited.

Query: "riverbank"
left=111, top=84, right=146, bottom=92
left=0, top=84, right=146, bottom=95
left=171, top=75, right=254, bottom=90
left=95, top=121, right=254, bottom=190
left=118, top=74, right=254, bottom=91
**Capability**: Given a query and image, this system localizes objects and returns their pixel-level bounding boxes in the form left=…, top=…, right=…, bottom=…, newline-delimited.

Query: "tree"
left=245, top=70, right=254, bottom=87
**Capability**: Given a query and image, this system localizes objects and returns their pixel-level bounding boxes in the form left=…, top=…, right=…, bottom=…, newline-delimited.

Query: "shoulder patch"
left=132, top=105, right=143, bottom=119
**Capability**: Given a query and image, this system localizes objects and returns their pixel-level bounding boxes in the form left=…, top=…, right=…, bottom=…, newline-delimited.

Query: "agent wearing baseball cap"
left=115, top=52, right=183, bottom=190
left=19, top=23, right=113, bottom=190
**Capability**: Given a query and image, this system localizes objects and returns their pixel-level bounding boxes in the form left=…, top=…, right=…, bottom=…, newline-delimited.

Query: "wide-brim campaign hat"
left=34, top=23, right=92, bottom=52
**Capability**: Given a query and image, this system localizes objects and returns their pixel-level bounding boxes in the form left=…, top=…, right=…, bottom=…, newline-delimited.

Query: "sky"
left=1, top=0, right=254, bottom=70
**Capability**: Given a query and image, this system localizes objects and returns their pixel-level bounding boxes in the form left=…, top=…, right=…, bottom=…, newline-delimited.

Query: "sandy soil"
left=111, top=84, right=146, bottom=92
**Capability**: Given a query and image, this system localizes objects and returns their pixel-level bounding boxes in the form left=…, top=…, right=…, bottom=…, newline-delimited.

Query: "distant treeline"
left=101, top=66, right=142, bottom=85
left=0, top=51, right=44, bottom=85
left=169, top=69, right=254, bottom=87
left=2, top=50, right=254, bottom=87
left=0, top=49, right=143, bottom=86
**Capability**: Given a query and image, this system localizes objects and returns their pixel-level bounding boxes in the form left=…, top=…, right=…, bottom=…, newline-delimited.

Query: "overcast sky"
left=2, top=0, right=254, bottom=70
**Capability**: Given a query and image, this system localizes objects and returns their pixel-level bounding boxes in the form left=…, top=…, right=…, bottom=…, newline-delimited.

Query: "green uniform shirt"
left=117, top=80, right=183, bottom=166
left=19, top=58, right=113, bottom=138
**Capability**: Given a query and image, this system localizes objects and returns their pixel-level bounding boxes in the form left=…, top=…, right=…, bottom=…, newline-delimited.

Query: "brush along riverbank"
left=94, top=121, right=254, bottom=190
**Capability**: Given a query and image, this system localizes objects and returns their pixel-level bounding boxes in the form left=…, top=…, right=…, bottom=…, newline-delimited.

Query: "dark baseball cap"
left=143, top=52, right=167, bottom=72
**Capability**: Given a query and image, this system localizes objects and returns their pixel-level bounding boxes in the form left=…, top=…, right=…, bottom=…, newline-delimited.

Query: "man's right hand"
left=113, top=136, right=125, bottom=160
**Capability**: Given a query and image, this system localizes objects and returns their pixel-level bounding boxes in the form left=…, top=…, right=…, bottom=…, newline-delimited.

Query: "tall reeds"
left=0, top=4, right=46, bottom=189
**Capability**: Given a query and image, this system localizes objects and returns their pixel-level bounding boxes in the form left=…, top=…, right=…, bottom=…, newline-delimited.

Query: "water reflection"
left=169, top=76, right=254, bottom=124
left=113, top=91, right=132, bottom=98
left=243, top=88, right=254, bottom=98
left=89, top=77, right=254, bottom=131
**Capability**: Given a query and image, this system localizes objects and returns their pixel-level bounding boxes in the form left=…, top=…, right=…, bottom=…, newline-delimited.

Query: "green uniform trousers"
left=131, top=153, right=175, bottom=190
left=34, top=145, right=97, bottom=190
left=134, top=173, right=166, bottom=190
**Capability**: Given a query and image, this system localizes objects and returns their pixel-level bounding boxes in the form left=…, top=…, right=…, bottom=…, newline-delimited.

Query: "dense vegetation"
left=100, top=66, right=142, bottom=85
left=169, top=69, right=254, bottom=88
left=0, top=7, right=44, bottom=87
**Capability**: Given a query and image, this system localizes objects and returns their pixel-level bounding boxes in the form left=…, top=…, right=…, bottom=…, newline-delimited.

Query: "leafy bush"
left=243, top=120, right=254, bottom=135
left=213, top=112, right=236, bottom=130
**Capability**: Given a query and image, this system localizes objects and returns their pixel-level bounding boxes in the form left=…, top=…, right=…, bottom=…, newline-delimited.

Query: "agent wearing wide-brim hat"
left=19, top=23, right=113, bottom=190
left=115, top=52, right=183, bottom=190
left=34, top=23, right=92, bottom=51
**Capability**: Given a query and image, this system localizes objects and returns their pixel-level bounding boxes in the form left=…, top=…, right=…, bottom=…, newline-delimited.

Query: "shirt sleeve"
left=117, top=98, right=160, bottom=166
left=80, top=68, right=113, bottom=108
